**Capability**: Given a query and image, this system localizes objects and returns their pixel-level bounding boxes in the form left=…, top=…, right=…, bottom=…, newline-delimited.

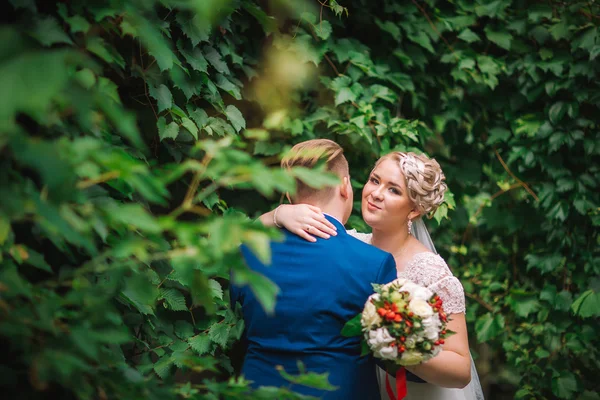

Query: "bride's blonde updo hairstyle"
left=374, top=151, right=447, bottom=218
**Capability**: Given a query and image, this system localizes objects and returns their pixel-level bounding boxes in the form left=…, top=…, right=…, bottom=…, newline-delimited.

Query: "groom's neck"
left=296, top=199, right=346, bottom=225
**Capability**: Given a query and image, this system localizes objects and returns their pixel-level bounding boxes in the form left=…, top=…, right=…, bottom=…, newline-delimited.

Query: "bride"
left=261, top=151, right=484, bottom=400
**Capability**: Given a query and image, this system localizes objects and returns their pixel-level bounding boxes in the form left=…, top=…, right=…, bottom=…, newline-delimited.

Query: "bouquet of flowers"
left=342, top=278, right=453, bottom=400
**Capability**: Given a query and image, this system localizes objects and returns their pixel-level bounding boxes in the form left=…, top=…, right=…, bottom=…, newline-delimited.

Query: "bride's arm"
left=405, top=313, right=471, bottom=388
left=258, top=204, right=337, bottom=242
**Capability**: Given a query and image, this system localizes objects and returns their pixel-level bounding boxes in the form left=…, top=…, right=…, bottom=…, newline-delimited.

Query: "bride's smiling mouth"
left=367, top=201, right=381, bottom=211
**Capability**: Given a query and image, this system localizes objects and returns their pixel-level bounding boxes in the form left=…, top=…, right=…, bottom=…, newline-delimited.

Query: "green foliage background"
left=1, top=0, right=599, bottom=399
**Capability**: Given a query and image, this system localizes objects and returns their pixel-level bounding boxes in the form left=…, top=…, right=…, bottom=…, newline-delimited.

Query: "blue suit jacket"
left=230, top=215, right=397, bottom=399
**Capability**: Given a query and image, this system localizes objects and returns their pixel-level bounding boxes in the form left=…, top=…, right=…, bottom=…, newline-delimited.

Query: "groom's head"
left=281, top=139, right=353, bottom=223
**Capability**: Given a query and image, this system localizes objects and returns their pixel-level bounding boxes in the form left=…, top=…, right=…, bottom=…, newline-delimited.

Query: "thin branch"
left=494, top=147, right=539, bottom=201
left=77, top=171, right=121, bottom=189
left=465, top=292, right=495, bottom=312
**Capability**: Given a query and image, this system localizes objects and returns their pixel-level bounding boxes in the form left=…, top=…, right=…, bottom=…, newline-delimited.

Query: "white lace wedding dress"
left=347, top=229, right=483, bottom=400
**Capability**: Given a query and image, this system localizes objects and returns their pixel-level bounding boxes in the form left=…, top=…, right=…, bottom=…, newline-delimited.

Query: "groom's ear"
left=339, top=176, right=351, bottom=199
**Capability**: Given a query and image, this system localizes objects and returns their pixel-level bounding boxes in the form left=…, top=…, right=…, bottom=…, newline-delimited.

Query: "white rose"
left=367, top=327, right=395, bottom=350
left=413, top=286, right=434, bottom=301
left=362, top=295, right=382, bottom=329
left=399, top=282, right=420, bottom=296
left=376, top=344, right=398, bottom=360
left=422, top=315, right=442, bottom=340
left=400, top=350, right=424, bottom=366
left=408, top=298, right=434, bottom=318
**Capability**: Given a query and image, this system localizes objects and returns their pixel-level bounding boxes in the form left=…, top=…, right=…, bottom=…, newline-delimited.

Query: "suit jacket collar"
left=323, top=213, right=346, bottom=233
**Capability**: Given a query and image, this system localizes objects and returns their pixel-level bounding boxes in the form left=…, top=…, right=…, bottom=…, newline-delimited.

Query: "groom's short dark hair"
left=281, top=139, right=349, bottom=202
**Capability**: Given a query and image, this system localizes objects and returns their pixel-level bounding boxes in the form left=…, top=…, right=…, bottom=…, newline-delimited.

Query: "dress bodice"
left=347, top=230, right=466, bottom=315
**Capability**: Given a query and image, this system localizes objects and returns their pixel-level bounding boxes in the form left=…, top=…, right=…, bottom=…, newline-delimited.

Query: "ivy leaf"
left=29, top=17, right=73, bottom=47
left=485, top=27, right=512, bottom=50
left=180, top=117, right=198, bottom=139
left=224, top=105, right=245, bottom=132
left=548, top=102, right=568, bottom=125
left=549, top=20, right=569, bottom=41
left=215, top=74, right=241, bottom=100
left=174, top=320, right=194, bottom=339
left=158, top=117, right=179, bottom=141
left=148, top=84, right=173, bottom=113
left=376, top=20, right=401, bottom=40
left=204, top=46, right=230, bottom=75
left=407, top=31, right=434, bottom=53
left=335, top=87, right=357, bottom=106
left=475, top=313, right=504, bottom=343
left=189, top=335, right=212, bottom=355
left=571, top=290, right=600, bottom=318
left=176, top=13, right=210, bottom=46
left=177, top=41, right=208, bottom=73
left=458, top=28, right=481, bottom=43
left=160, top=288, right=188, bottom=311
left=475, top=1, right=509, bottom=18
left=315, top=20, right=332, bottom=40
left=243, top=2, right=277, bottom=34
left=552, top=372, right=578, bottom=399
left=508, top=291, right=540, bottom=317
left=486, top=127, right=511, bottom=144
left=208, top=322, right=231, bottom=348
left=572, top=27, right=598, bottom=53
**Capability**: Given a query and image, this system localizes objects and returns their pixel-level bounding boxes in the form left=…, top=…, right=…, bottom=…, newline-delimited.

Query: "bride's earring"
left=407, top=219, right=413, bottom=235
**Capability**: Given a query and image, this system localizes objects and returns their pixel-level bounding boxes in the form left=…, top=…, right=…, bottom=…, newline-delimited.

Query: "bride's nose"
left=370, top=187, right=384, bottom=201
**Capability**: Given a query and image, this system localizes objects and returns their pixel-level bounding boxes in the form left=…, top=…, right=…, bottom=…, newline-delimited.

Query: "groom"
left=230, top=139, right=398, bottom=399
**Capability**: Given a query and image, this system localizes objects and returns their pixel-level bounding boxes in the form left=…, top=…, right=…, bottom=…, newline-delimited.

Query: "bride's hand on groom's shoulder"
left=276, top=204, right=337, bottom=242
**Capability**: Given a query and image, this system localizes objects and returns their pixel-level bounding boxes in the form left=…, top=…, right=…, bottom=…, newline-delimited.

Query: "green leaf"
left=29, top=17, right=73, bottom=46
left=335, top=87, right=357, bottom=106
left=508, top=291, right=540, bottom=317
left=153, top=355, right=174, bottom=379
left=108, top=204, right=162, bottom=233
left=204, top=46, right=230, bottom=75
left=407, top=31, right=434, bottom=53
left=475, top=1, right=509, bottom=18
left=232, top=268, right=280, bottom=315
left=208, top=279, right=223, bottom=300
left=176, top=13, right=210, bottom=46
left=277, top=362, right=338, bottom=391
left=160, top=288, right=188, bottom=311
left=549, top=101, right=568, bottom=125
left=208, top=322, right=231, bottom=348
left=158, top=117, right=180, bottom=141
left=224, top=105, right=245, bottom=132
left=552, top=372, right=578, bottom=399
left=315, top=20, right=332, bottom=40
left=178, top=44, right=208, bottom=73
left=486, top=127, right=511, bottom=144
left=175, top=320, right=195, bottom=340
left=341, top=313, right=362, bottom=337
left=243, top=2, right=278, bottom=34
left=189, top=335, right=212, bottom=355
left=571, top=290, right=600, bottom=318
left=149, top=84, right=173, bottom=113
left=181, top=117, right=199, bottom=139
left=0, top=215, right=11, bottom=245
left=475, top=313, right=504, bottom=343
left=573, top=27, right=598, bottom=53
left=86, top=37, right=125, bottom=68
left=485, top=27, right=512, bottom=50
left=458, top=28, right=481, bottom=43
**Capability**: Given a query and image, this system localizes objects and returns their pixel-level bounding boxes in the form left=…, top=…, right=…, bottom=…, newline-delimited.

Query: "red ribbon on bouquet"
left=385, top=367, right=407, bottom=400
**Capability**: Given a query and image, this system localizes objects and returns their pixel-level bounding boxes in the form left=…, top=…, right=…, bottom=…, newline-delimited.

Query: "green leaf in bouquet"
left=341, top=313, right=362, bottom=337
left=277, top=361, right=338, bottom=391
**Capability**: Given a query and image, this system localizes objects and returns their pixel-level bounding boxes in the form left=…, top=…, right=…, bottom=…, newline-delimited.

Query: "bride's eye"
left=389, top=187, right=400, bottom=195
left=369, top=177, right=379, bottom=185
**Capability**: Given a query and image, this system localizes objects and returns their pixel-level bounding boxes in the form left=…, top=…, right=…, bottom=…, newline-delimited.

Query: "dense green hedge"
left=1, top=0, right=598, bottom=399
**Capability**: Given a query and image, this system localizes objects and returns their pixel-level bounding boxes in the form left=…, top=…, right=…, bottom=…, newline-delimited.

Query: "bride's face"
left=361, top=158, right=415, bottom=231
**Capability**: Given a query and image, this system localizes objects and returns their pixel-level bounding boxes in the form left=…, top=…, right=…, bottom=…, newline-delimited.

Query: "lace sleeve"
left=403, top=253, right=466, bottom=315
left=346, top=229, right=373, bottom=244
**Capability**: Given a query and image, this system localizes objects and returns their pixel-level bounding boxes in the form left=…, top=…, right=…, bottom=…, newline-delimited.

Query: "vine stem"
left=465, top=292, right=495, bottom=312
left=494, top=147, right=539, bottom=201
left=77, top=171, right=121, bottom=189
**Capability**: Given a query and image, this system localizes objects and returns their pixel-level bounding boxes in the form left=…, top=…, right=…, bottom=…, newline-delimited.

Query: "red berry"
left=377, top=308, right=387, bottom=316
left=394, top=315, right=402, bottom=322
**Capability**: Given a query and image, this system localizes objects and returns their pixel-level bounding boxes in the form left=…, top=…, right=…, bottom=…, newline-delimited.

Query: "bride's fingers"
left=308, top=219, right=336, bottom=238
left=295, top=228, right=317, bottom=243
left=313, top=214, right=337, bottom=234
left=307, top=205, right=322, bottom=214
